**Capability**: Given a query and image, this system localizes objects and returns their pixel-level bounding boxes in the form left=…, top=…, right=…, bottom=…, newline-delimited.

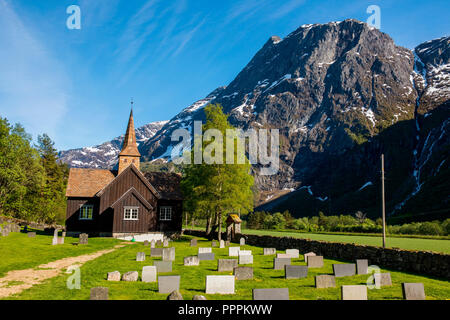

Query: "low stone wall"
left=183, top=229, right=450, bottom=279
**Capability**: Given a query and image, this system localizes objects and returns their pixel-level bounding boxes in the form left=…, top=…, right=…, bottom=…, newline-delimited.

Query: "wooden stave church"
left=65, top=109, right=183, bottom=237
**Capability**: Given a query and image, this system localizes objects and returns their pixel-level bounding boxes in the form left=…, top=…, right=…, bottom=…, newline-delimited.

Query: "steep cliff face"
left=60, top=20, right=449, bottom=221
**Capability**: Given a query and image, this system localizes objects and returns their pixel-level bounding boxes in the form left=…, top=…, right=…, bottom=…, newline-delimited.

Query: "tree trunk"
left=218, top=210, right=222, bottom=241
left=205, top=214, right=212, bottom=236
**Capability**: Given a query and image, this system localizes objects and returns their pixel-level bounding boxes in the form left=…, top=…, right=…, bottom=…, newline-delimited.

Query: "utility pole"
left=381, top=154, right=386, bottom=248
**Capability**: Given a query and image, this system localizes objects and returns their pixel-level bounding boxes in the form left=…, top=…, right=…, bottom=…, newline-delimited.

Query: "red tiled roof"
left=66, top=168, right=116, bottom=197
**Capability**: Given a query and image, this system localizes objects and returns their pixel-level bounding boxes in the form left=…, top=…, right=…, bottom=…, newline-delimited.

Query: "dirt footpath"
left=0, top=244, right=127, bottom=299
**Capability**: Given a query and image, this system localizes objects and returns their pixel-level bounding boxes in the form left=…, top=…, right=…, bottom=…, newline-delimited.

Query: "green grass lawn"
left=189, top=228, right=450, bottom=254
left=5, top=235, right=450, bottom=300
left=0, top=230, right=122, bottom=277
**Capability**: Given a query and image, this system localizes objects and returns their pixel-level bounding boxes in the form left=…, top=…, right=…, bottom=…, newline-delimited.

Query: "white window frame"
left=124, top=206, right=139, bottom=221
left=79, top=205, right=94, bottom=220
left=160, top=206, right=172, bottom=221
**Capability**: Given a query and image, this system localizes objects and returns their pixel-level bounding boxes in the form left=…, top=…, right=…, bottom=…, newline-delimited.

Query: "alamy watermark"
left=367, top=5, right=381, bottom=29
left=366, top=265, right=382, bottom=290
left=66, top=265, right=81, bottom=290
left=66, top=5, right=81, bottom=30
left=170, top=121, right=280, bottom=176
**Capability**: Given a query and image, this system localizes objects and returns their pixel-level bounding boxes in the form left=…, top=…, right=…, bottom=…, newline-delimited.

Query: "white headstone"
left=238, top=250, right=252, bottom=256
left=229, top=247, right=240, bottom=257
left=205, top=275, right=235, bottom=294
left=286, top=249, right=299, bottom=259
left=239, top=255, right=253, bottom=265
left=198, top=247, right=212, bottom=254
left=142, top=266, right=157, bottom=283
left=219, top=240, right=225, bottom=248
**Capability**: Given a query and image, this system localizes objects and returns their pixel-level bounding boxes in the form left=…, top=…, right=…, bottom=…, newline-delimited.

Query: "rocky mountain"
left=61, top=19, right=449, bottom=222
left=58, top=120, right=168, bottom=169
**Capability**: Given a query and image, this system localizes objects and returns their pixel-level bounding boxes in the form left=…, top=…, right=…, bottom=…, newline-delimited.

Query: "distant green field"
left=189, top=227, right=450, bottom=254
left=0, top=230, right=121, bottom=277
left=4, top=235, right=450, bottom=300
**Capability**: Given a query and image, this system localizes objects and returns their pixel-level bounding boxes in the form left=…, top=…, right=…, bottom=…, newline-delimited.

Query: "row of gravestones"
left=91, top=239, right=426, bottom=300
left=0, top=223, right=21, bottom=236
left=143, top=239, right=171, bottom=248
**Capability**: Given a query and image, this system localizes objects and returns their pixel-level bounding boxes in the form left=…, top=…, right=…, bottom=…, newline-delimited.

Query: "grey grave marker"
left=198, top=253, right=215, bottom=261
left=190, top=239, right=197, bottom=247
left=234, top=267, right=253, bottom=280
left=402, top=283, right=425, bottom=300
left=107, top=271, right=121, bottom=281
left=303, top=252, right=316, bottom=263
left=239, top=255, right=253, bottom=265
left=374, top=273, right=392, bottom=287
left=264, top=248, right=276, bottom=255
left=122, top=271, right=138, bottom=282
left=136, top=252, right=146, bottom=262
left=285, top=265, right=308, bottom=279
left=154, top=261, right=173, bottom=273
left=158, top=276, right=180, bottom=294
left=356, top=259, right=369, bottom=275
left=253, top=288, right=289, bottom=300
left=274, top=258, right=291, bottom=270
left=307, top=256, right=324, bottom=268
left=315, top=275, right=336, bottom=288
left=333, top=264, right=356, bottom=277
left=151, top=248, right=163, bottom=257
left=162, top=247, right=175, bottom=261
left=90, top=287, right=108, bottom=300
left=184, top=256, right=200, bottom=266
left=218, top=259, right=238, bottom=272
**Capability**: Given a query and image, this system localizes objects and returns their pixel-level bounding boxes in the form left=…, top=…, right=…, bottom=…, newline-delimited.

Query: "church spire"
left=118, top=101, right=141, bottom=174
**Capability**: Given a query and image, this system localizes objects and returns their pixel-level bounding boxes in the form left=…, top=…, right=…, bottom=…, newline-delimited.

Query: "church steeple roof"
left=119, top=108, right=141, bottom=157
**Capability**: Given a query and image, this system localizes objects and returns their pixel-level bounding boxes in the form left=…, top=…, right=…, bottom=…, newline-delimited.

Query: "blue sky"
left=0, top=0, right=448, bottom=150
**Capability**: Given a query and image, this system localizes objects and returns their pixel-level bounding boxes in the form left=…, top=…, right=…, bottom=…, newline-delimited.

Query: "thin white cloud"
left=268, top=0, right=307, bottom=20
left=0, top=0, right=70, bottom=143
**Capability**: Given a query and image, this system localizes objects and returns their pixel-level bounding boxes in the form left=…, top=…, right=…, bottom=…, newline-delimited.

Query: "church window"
left=79, top=205, right=94, bottom=220
left=124, top=207, right=139, bottom=220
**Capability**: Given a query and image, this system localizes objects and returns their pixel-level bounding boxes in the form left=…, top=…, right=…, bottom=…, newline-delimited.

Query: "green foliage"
left=245, top=209, right=450, bottom=236
left=0, top=117, right=68, bottom=224
left=181, top=104, right=254, bottom=238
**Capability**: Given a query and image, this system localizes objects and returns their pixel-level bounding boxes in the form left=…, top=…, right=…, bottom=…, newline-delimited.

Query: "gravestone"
left=90, top=287, right=108, bottom=300
left=234, top=267, right=253, bottom=280
left=277, top=254, right=292, bottom=259
left=263, top=248, right=276, bottom=255
left=315, top=275, right=336, bottom=288
left=190, top=239, right=197, bottom=247
left=198, top=253, right=215, bottom=261
left=162, top=247, right=175, bottom=261
left=143, top=240, right=149, bottom=246
left=333, top=264, right=356, bottom=277
left=239, top=250, right=252, bottom=256
left=219, top=240, right=225, bottom=248
left=151, top=240, right=156, bottom=248
left=307, top=256, right=324, bottom=268
left=374, top=273, right=392, bottom=287
left=229, top=247, right=240, bottom=257
left=285, top=265, right=308, bottom=279
left=107, top=271, right=121, bottom=281
left=151, top=248, right=163, bottom=257
left=303, top=252, right=316, bottom=263
left=218, top=259, right=238, bottom=272
left=156, top=240, right=163, bottom=246
left=184, top=256, right=200, bottom=266
left=122, top=271, right=139, bottom=282
left=163, top=239, right=169, bottom=247
left=356, top=259, right=369, bottom=275
left=58, top=236, right=64, bottom=244
left=136, top=252, right=146, bottom=261
left=211, top=241, right=217, bottom=247
left=286, top=249, right=299, bottom=259
left=167, top=290, right=183, bottom=300
left=225, top=240, right=230, bottom=246
left=341, top=285, right=367, bottom=300
left=52, top=236, right=58, bottom=245
left=240, top=238, right=245, bottom=246
left=253, top=288, right=289, bottom=300
left=402, top=283, right=425, bottom=300
left=154, top=261, right=172, bottom=273
left=53, top=229, right=58, bottom=238
left=27, top=232, right=36, bottom=238
left=274, top=258, right=291, bottom=270
left=239, top=255, right=253, bottom=265
left=193, top=295, right=207, bottom=300
left=198, top=247, right=212, bottom=254
left=158, top=276, right=180, bottom=294
left=205, top=275, right=235, bottom=294
left=79, top=233, right=88, bottom=245
left=142, top=266, right=157, bottom=283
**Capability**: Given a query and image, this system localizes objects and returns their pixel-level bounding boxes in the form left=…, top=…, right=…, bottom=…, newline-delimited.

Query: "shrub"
left=418, top=222, right=444, bottom=236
